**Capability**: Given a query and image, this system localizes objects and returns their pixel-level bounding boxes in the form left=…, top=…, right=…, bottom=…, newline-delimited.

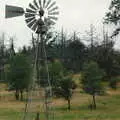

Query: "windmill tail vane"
left=5, top=5, right=24, bottom=18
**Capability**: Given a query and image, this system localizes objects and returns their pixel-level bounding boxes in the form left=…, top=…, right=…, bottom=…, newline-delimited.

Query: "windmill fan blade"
left=25, top=13, right=35, bottom=18
left=33, top=0, right=39, bottom=8
left=43, top=0, right=46, bottom=8
left=26, top=8, right=36, bottom=13
left=27, top=19, right=37, bottom=28
left=49, top=6, right=58, bottom=13
left=29, top=3, right=37, bottom=11
left=48, top=11, right=59, bottom=15
left=47, top=1, right=56, bottom=10
left=45, top=0, right=52, bottom=8
left=25, top=17, right=35, bottom=23
left=5, top=5, right=24, bottom=18
left=39, top=0, right=42, bottom=8
left=49, top=19, right=55, bottom=25
left=48, top=16, right=58, bottom=21
left=45, top=18, right=55, bottom=25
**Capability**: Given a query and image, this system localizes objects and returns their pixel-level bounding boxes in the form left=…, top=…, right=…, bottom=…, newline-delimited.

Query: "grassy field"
left=0, top=82, right=120, bottom=120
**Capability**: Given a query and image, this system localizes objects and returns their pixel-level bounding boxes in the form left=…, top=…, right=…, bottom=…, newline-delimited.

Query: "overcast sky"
left=0, top=0, right=111, bottom=48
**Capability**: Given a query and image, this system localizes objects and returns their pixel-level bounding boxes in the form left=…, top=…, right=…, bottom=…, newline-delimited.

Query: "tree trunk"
left=20, top=90, right=23, bottom=101
left=15, top=89, right=19, bottom=100
left=92, top=94, right=96, bottom=109
left=35, top=112, right=40, bottom=120
left=68, top=99, right=71, bottom=110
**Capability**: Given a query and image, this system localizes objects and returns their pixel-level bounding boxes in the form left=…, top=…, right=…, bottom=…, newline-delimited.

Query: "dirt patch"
left=107, top=88, right=120, bottom=95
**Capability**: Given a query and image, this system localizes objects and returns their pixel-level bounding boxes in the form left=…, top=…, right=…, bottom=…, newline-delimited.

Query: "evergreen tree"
left=81, top=61, right=104, bottom=109
left=49, top=59, right=64, bottom=88
left=49, top=60, right=76, bottom=110
left=8, top=54, right=32, bottom=100
left=56, top=75, right=75, bottom=110
left=66, top=39, right=85, bottom=72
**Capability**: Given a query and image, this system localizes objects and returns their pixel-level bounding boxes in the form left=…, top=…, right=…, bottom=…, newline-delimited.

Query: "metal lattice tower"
left=5, top=0, right=59, bottom=120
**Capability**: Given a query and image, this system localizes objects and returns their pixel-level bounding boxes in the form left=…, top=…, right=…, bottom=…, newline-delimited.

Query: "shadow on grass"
left=53, top=103, right=107, bottom=112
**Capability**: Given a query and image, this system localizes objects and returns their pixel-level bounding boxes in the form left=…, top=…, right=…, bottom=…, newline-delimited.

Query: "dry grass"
left=0, top=83, right=120, bottom=120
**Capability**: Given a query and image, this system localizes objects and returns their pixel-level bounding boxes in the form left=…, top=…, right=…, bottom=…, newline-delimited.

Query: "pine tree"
left=81, top=61, right=104, bottom=109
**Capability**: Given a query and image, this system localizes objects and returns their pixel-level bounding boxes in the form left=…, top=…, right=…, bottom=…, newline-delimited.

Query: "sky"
left=0, top=0, right=111, bottom=49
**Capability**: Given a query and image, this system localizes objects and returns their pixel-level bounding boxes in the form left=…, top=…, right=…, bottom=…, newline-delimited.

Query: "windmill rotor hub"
left=39, top=8, right=44, bottom=17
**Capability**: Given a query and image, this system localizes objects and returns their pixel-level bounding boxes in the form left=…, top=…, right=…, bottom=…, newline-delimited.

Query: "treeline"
left=0, top=25, right=120, bottom=110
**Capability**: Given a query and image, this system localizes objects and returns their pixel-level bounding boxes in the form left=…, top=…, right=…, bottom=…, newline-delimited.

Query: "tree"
left=8, top=54, right=32, bottom=100
left=9, top=37, right=15, bottom=58
left=105, top=0, right=120, bottom=37
left=66, top=39, right=86, bottom=72
left=57, top=76, right=75, bottom=110
left=0, top=33, right=5, bottom=81
left=49, top=59, right=65, bottom=89
left=49, top=60, right=76, bottom=110
left=94, top=37, right=120, bottom=87
left=95, top=38, right=114, bottom=78
left=85, top=24, right=100, bottom=61
left=81, top=61, right=104, bottom=109
left=109, top=77, right=118, bottom=89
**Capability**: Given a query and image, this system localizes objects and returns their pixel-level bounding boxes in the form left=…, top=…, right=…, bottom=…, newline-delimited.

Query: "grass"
left=52, top=92, right=120, bottom=120
left=0, top=83, right=120, bottom=120
left=0, top=109, right=21, bottom=120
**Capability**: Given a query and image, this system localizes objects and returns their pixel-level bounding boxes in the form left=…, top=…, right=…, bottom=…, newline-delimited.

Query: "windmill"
left=5, top=0, right=59, bottom=120
left=5, top=0, right=59, bottom=33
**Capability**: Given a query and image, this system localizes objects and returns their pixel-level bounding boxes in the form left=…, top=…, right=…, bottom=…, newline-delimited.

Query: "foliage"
left=49, top=60, right=76, bottom=110
left=105, top=0, right=120, bottom=36
left=65, top=40, right=86, bottom=72
left=8, top=54, right=32, bottom=100
left=109, top=77, right=120, bottom=89
left=49, top=59, right=65, bottom=88
left=54, top=75, right=76, bottom=110
left=95, top=40, right=114, bottom=77
left=81, top=61, right=105, bottom=109
left=88, top=37, right=120, bottom=86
